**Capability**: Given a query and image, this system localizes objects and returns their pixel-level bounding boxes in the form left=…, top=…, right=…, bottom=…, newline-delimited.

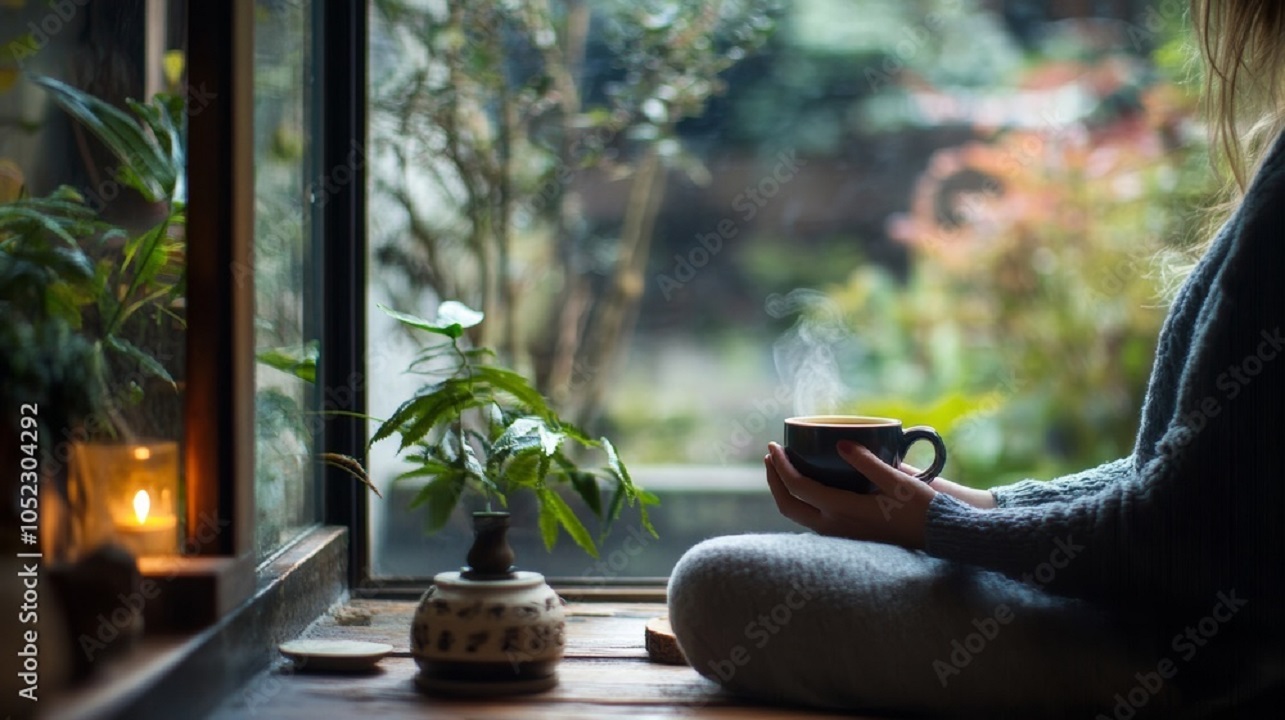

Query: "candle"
left=69, top=439, right=181, bottom=559
left=115, top=488, right=178, bottom=556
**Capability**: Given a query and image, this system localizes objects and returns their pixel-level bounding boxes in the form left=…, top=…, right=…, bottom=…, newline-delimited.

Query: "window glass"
left=366, top=0, right=1210, bottom=579
left=253, top=0, right=320, bottom=558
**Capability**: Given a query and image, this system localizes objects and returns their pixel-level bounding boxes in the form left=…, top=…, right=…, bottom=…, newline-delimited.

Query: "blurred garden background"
left=0, top=0, right=1223, bottom=578
left=364, top=0, right=1220, bottom=575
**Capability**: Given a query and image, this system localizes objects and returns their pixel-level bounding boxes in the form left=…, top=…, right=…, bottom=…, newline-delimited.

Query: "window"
left=252, top=0, right=322, bottom=559
left=362, top=0, right=1208, bottom=582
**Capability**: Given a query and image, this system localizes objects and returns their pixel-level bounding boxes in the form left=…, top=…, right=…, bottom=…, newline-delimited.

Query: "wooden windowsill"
left=43, top=526, right=349, bottom=720
left=209, top=598, right=871, bottom=719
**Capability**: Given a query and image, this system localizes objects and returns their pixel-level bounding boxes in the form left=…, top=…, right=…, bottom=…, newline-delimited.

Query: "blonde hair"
left=1191, top=0, right=1285, bottom=194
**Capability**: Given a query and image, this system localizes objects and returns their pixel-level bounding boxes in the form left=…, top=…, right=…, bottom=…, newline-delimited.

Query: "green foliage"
left=369, top=0, right=776, bottom=426
left=33, top=76, right=186, bottom=204
left=256, top=341, right=319, bottom=384
left=0, top=78, right=186, bottom=438
left=367, top=302, right=657, bottom=557
left=830, top=44, right=1210, bottom=486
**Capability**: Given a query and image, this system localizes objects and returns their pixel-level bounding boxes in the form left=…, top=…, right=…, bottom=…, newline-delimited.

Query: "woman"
left=668, top=2, right=1285, bottom=717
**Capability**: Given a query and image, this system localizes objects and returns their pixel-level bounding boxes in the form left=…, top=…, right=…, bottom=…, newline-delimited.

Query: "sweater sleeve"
left=989, top=456, right=1134, bottom=508
left=924, top=144, right=1285, bottom=615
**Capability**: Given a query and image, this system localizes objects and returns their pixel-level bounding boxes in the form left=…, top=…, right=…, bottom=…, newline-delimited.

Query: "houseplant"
left=1, top=76, right=186, bottom=445
left=334, top=300, right=656, bottom=692
left=0, top=75, right=185, bottom=678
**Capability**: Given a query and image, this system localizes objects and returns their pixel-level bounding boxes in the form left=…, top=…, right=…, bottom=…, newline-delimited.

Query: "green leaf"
left=602, top=437, right=632, bottom=490
left=537, top=423, right=564, bottom=456
left=368, top=380, right=453, bottom=446
left=393, top=459, right=453, bottom=482
left=436, top=300, right=484, bottom=330
left=396, top=381, right=481, bottom=451
left=605, top=484, right=626, bottom=524
left=503, top=448, right=544, bottom=488
left=490, top=416, right=541, bottom=450
left=556, top=420, right=600, bottom=447
left=472, top=365, right=555, bottom=418
left=46, top=246, right=95, bottom=282
left=256, top=341, right=319, bottom=383
left=105, top=336, right=175, bottom=388
left=43, top=282, right=82, bottom=328
left=568, top=472, right=603, bottom=517
left=0, top=205, right=83, bottom=246
left=377, top=300, right=483, bottom=339
left=459, top=438, right=488, bottom=484
left=538, top=494, right=559, bottom=551
left=408, top=472, right=465, bottom=532
left=538, top=486, right=598, bottom=557
left=33, top=76, right=177, bottom=202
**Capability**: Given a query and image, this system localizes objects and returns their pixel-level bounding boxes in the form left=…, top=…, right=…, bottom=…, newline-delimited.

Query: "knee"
left=669, top=535, right=812, bottom=684
left=667, top=536, right=747, bottom=682
left=668, top=534, right=766, bottom=621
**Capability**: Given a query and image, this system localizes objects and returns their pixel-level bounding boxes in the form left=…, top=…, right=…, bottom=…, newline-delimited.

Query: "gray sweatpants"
left=667, top=534, right=1178, bottom=718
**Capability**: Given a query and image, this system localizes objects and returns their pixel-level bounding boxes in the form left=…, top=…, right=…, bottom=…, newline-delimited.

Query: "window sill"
left=208, top=597, right=862, bottom=719
left=44, top=526, right=348, bottom=720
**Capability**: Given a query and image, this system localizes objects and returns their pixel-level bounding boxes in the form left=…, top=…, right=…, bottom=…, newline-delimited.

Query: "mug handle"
left=900, top=426, right=947, bottom=482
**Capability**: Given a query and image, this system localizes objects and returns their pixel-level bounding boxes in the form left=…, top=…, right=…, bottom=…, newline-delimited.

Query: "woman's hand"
left=764, top=441, right=938, bottom=549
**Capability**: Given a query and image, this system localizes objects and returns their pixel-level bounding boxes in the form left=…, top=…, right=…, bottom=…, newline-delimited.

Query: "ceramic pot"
left=411, top=512, right=567, bottom=695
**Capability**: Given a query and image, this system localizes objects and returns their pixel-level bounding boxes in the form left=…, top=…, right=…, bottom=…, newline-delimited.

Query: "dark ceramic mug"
left=783, top=415, right=947, bottom=494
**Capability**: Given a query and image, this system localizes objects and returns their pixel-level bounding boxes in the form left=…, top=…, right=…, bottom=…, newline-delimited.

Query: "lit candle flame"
left=133, top=446, right=151, bottom=461
left=134, top=490, right=151, bottom=524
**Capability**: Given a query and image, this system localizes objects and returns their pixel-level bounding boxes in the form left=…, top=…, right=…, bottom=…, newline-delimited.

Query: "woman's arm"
left=925, top=148, right=1285, bottom=612
left=987, top=456, right=1134, bottom=508
left=895, top=463, right=997, bottom=509
left=901, top=456, right=1134, bottom=510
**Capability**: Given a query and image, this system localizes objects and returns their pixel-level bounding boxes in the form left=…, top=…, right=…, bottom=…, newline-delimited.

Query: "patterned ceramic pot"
left=410, top=512, right=567, bottom=695
left=412, top=570, right=567, bottom=694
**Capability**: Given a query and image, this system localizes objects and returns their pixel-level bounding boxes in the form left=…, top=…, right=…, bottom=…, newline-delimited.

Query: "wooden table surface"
left=209, top=599, right=871, bottom=719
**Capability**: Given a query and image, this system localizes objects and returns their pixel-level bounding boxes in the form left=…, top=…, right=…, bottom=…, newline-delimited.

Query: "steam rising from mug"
left=767, top=289, right=854, bottom=417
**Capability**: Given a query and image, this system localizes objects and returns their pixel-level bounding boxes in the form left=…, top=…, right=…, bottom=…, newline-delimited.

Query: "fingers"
left=767, top=443, right=852, bottom=509
left=764, top=453, right=821, bottom=527
left=837, top=441, right=907, bottom=496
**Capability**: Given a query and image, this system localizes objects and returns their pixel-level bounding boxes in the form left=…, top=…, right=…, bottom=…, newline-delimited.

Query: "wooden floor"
left=210, top=599, right=871, bottom=719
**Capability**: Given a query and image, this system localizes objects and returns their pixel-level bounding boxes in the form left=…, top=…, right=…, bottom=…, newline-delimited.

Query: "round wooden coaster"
left=644, top=616, right=687, bottom=665
left=279, top=639, right=393, bottom=672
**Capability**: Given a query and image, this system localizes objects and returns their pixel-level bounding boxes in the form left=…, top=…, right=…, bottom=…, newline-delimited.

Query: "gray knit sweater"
left=925, top=132, right=1285, bottom=651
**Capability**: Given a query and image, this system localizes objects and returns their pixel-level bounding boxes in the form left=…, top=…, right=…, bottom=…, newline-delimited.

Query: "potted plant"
left=335, top=300, right=656, bottom=694
left=0, top=75, right=185, bottom=679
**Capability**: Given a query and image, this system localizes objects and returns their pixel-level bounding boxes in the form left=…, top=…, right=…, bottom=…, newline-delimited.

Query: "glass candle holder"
left=73, top=441, right=181, bottom=557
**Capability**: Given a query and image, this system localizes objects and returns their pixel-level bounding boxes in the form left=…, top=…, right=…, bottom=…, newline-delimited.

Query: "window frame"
left=178, top=0, right=376, bottom=603
left=184, top=0, right=255, bottom=560
left=315, top=0, right=372, bottom=590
